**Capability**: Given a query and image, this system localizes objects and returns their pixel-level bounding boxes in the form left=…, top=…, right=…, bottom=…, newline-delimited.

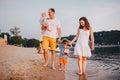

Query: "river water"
left=65, top=46, right=120, bottom=80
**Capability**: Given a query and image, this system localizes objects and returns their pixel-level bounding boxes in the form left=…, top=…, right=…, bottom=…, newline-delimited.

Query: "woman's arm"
left=90, top=27, right=95, bottom=51
left=71, top=27, right=80, bottom=44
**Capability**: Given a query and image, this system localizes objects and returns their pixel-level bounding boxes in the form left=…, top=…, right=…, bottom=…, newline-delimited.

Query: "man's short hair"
left=49, top=8, right=55, bottom=13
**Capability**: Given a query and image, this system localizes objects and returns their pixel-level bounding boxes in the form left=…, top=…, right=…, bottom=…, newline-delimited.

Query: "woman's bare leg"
left=82, top=56, right=87, bottom=74
left=78, top=56, right=83, bottom=75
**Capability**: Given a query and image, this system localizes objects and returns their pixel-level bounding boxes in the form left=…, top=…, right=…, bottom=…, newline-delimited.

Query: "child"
left=39, top=12, right=51, bottom=34
left=37, top=41, right=42, bottom=54
left=59, top=39, right=69, bottom=72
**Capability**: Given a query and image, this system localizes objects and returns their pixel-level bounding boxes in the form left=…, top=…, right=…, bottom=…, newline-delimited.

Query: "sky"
left=0, top=0, right=120, bottom=39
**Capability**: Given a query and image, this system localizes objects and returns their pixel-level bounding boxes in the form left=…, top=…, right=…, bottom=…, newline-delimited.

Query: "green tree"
left=10, top=26, right=21, bottom=36
left=22, top=38, right=28, bottom=47
left=10, top=36, right=22, bottom=45
left=27, top=39, right=40, bottom=47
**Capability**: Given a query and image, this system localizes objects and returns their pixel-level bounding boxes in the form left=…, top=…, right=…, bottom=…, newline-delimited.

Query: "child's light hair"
left=41, top=12, right=46, bottom=17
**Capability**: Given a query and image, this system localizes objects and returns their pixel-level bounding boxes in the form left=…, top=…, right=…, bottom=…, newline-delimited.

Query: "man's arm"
left=57, top=27, right=62, bottom=43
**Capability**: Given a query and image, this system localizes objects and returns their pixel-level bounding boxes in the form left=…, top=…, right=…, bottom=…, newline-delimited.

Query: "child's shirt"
left=59, top=44, right=69, bottom=58
left=39, top=17, right=47, bottom=25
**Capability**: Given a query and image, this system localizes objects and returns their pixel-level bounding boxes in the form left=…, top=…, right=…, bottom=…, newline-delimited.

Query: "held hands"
left=57, top=38, right=61, bottom=46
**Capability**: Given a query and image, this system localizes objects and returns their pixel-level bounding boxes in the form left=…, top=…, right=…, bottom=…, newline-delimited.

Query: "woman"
left=70, top=17, right=94, bottom=75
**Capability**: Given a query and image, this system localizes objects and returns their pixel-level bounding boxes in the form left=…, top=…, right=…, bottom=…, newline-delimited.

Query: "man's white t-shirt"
left=42, top=18, right=61, bottom=39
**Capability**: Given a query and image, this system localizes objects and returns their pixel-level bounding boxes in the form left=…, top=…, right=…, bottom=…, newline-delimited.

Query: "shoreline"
left=0, top=45, right=120, bottom=80
left=0, top=45, right=65, bottom=80
left=65, top=58, right=120, bottom=80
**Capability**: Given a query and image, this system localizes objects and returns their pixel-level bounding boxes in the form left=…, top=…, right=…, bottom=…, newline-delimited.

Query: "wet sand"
left=65, top=58, right=120, bottom=80
left=0, top=45, right=64, bottom=80
left=0, top=45, right=120, bottom=80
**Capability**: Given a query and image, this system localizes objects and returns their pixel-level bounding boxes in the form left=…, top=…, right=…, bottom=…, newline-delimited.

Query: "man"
left=42, top=8, right=61, bottom=69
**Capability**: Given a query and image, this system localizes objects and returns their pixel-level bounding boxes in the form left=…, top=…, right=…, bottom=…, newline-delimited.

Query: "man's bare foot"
left=43, top=63, right=48, bottom=67
left=37, top=51, right=41, bottom=54
left=59, top=68, right=62, bottom=71
left=52, top=66, right=56, bottom=70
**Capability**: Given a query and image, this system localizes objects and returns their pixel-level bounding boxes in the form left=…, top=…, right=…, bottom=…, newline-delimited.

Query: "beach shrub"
left=26, top=39, right=40, bottom=47
left=22, top=38, right=28, bottom=47
left=10, top=36, right=22, bottom=45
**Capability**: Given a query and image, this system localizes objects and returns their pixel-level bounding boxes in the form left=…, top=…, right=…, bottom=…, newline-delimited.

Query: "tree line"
left=0, top=26, right=120, bottom=47
left=0, top=27, right=40, bottom=47
left=61, top=30, right=120, bottom=45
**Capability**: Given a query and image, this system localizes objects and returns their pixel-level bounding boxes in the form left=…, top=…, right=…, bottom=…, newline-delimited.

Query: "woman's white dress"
left=74, top=29, right=91, bottom=57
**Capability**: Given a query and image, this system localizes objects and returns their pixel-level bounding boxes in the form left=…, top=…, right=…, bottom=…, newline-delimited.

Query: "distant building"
left=4, top=34, right=7, bottom=44
left=0, top=37, right=6, bottom=45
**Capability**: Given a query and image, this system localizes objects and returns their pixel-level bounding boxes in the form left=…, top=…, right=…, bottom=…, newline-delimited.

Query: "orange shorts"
left=42, top=36, right=56, bottom=50
left=59, top=57, right=68, bottom=65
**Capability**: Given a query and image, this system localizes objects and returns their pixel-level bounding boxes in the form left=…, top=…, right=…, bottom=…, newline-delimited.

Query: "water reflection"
left=79, top=74, right=87, bottom=80
left=66, top=46, right=120, bottom=80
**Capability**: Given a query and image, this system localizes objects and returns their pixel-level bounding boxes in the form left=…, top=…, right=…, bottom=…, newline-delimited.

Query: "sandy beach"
left=0, top=45, right=64, bottom=80
left=65, top=58, right=120, bottom=80
left=0, top=45, right=120, bottom=80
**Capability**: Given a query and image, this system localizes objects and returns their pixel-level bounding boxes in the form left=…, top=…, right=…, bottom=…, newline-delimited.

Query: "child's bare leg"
left=41, top=29, right=46, bottom=34
left=41, top=26, right=47, bottom=34
left=78, top=56, right=83, bottom=75
left=64, top=64, right=67, bottom=72
left=82, top=56, right=87, bottom=74
left=41, top=27, right=47, bottom=34
left=59, top=63, right=62, bottom=71
left=47, top=28, right=51, bottom=32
